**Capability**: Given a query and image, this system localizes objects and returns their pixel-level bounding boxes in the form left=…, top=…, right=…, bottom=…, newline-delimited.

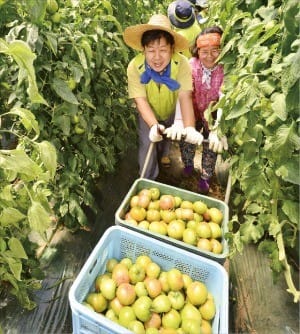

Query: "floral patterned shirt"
left=189, top=57, right=224, bottom=126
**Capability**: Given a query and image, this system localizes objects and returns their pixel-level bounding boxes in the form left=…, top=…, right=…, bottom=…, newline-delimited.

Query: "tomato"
left=46, top=0, right=58, bottom=14
left=68, top=78, right=77, bottom=91
left=72, top=115, right=79, bottom=124
left=74, top=125, right=85, bottom=135
left=51, top=12, right=61, bottom=23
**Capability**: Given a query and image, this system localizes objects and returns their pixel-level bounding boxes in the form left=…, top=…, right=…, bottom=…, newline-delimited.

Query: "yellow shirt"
left=175, top=21, right=201, bottom=58
left=127, top=53, right=192, bottom=120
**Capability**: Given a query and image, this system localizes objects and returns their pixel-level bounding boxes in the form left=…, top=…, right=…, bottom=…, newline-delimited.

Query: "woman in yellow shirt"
left=123, top=14, right=203, bottom=180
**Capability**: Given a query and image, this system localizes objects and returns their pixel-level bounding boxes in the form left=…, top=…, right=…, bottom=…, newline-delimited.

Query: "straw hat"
left=123, top=14, right=189, bottom=52
left=168, top=0, right=195, bottom=29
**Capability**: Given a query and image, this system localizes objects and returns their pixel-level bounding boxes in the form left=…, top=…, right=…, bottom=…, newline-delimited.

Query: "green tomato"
left=68, top=78, right=76, bottom=90
left=51, top=12, right=61, bottom=23
left=72, top=115, right=79, bottom=124
left=46, top=0, right=58, bottom=14
left=75, top=125, right=85, bottom=135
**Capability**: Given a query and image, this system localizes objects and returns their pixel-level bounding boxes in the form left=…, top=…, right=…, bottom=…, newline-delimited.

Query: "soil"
left=156, top=142, right=227, bottom=202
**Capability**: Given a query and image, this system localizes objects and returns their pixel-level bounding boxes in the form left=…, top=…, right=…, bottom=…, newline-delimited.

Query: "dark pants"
left=179, top=119, right=217, bottom=180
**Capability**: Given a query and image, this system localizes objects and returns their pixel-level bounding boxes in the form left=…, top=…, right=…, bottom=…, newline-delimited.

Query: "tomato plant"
left=206, top=0, right=299, bottom=302
left=0, top=0, right=141, bottom=229
left=0, top=0, right=169, bottom=309
left=0, top=13, right=58, bottom=308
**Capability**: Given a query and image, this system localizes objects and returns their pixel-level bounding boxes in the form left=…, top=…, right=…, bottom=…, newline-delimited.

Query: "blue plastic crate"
left=115, top=178, right=229, bottom=264
left=69, top=226, right=228, bottom=334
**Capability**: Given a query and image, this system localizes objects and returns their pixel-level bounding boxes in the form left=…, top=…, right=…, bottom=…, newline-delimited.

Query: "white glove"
left=149, top=124, right=165, bottom=142
left=184, top=127, right=204, bottom=145
left=164, top=120, right=185, bottom=141
left=209, top=131, right=228, bottom=153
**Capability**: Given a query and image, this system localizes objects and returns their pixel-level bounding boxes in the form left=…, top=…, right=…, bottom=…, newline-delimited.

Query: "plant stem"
left=272, top=179, right=300, bottom=302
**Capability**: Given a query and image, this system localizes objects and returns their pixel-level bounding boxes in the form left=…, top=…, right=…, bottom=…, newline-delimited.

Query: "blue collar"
left=140, top=62, right=180, bottom=91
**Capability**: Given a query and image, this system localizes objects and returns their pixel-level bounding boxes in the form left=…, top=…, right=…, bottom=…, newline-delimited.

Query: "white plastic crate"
left=115, top=178, right=229, bottom=264
left=69, top=226, right=229, bottom=334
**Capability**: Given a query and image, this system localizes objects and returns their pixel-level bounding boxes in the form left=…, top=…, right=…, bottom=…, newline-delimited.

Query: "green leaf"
left=0, top=238, right=7, bottom=252
left=281, top=50, right=300, bottom=94
left=2, top=272, right=19, bottom=290
left=102, top=15, right=123, bottom=34
left=2, top=40, right=48, bottom=105
left=265, top=122, right=300, bottom=157
left=6, top=107, right=40, bottom=139
left=6, top=256, right=22, bottom=281
left=240, top=165, right=270, bottom=200
left=101, top=0, right=113, bottom=15
left=0, top=149, right=43, bottom=180
left=52, top=78, right=79, bottom=105
left=244, top=22, right=265, bottom=48
left=35, top=141, right=57, bottom=179
left=282, top=200, right=300, bottom=226
left=0, top=184, right=14, bottom=201
left=82, top=98, right=96, bottom=110
left=44, top=31, right=58, bottom=56
left=10, top=283, right=37, bottom=310
left=231, top=230, right=244, bottom=255
left=240, top=219, right=265, bottom=243
left=8, top=238, right=28, bottom=259
left=276, top=157, right=300, bottom=185
left=21, top=0, right=47, bottom=25
left=28, top=201, right=51, bottom=235
left=257, top=23, right=281, bottom=45
left=283, top=0, right=299, bottom=34
left=269, top=219, right=281, bottom=237
left=246, top=203, right=263, bottom=214
left=270, top=93, right=287, bottom=122
left=258, top=239, right=277, bottom=254
left=225, top=100, right=249, bottom=120
left=259, top=79, right=276, bottom=96
left=0, top=208, right=26, bottom=226
left=68, top=194, right=88, bottom=226
left=269, top=249, right=285, bottom=275
left=74, top=46, right=88, bottom=70
left=256, top=5, right=277, bottom=21
left=52, top=115, right=71, bottom=136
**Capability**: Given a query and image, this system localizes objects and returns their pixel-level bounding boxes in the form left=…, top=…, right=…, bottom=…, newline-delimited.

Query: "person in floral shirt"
left=179, top=26, right=228, bottom=193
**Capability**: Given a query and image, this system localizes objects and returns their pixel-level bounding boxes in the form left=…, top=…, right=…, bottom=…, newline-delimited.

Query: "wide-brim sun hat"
left=167, top=0, right=195, bottom=29
left=123, top=14, right=189, bottom=52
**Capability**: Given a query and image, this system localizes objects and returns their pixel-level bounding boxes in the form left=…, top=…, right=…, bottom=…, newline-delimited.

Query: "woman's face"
left=198, top=47, right=221, bottom=69
left=144, top=37, right=173, bottom=73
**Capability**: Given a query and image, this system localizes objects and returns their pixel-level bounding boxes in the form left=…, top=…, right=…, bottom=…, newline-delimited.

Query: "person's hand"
left=184, top=127, right=204, bottom=145
left=209, top=131, right=228, bottom=153
left=149, top=124, right=165, bottom=142
left=164, top=120, right=185, bottom=141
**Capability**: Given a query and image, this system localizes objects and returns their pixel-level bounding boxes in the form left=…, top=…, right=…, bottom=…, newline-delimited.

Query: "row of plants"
left=0, top=0, right=165, bottom=310
left=206, top=0, right=299, bottom=302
